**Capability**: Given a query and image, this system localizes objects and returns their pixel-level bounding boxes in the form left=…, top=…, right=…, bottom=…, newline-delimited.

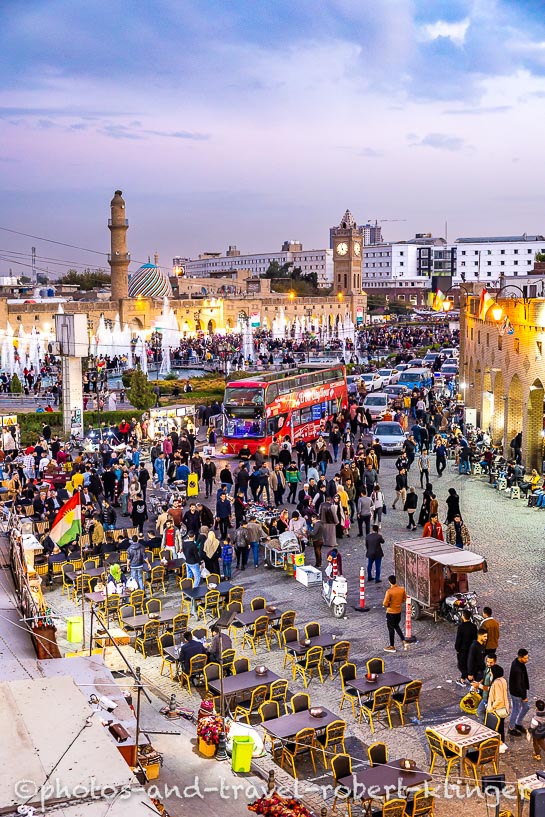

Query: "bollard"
left=405, top=597, right=417, bottom=643
left=353, top=566, right=370, bottom=612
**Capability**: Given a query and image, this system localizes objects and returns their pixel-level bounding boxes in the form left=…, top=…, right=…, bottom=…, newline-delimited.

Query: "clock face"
left=353, top=242, right=361, bottom=256
left=337, top=242, right=348, bottom=256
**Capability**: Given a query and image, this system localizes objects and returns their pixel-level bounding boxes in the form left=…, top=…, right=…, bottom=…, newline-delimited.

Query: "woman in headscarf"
left=202, top=529, right=221, bottom=576
left=106, top=563, right=126, bottom=594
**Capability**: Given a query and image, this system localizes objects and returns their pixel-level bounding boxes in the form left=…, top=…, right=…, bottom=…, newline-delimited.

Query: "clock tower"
left=332, top=209, right=362, bottom=296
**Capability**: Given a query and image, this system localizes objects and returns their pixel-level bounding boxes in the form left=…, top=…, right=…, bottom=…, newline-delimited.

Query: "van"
left=397, top=368, right=434, bottom=391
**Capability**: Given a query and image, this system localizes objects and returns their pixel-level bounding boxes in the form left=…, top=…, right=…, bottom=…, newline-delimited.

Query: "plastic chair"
left=358, top=686, right=392, bottom=733
left=292, top=646, right=324, bottom=687
left=339, top=663, right=361, bottom=718
left=281, top=727, right=316, bottom=779
left=391, top=679, right=423, bottom=725
left=316, top=719, right=347, bottom=768
left=426, top=728, right=458, bottom=784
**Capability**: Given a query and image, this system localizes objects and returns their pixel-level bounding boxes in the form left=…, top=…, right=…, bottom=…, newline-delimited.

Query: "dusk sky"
left=1, top=0, right=545, bottom=277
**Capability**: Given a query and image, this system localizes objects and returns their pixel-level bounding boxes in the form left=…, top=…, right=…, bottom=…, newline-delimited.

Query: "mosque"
left=0, top=192, right=367, bottom=345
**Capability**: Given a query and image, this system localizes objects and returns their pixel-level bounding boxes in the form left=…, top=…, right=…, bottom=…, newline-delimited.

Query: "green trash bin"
left=231, top=735, right=253, bottom=772
left=66, top=616, right=83, bottom=643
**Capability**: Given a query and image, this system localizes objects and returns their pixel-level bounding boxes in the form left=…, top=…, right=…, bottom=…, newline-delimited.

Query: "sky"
left=1, top=0, right=545, bottom=278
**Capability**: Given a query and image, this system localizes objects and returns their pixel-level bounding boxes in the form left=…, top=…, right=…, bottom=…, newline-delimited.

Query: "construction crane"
left=368, top=218, right=407, bottom=225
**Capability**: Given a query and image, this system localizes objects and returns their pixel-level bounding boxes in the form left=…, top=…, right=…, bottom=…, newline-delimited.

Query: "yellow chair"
left=147, top=565, right=166, bottom=596
left=316, top=719, right=347, bottom=769
left=234, top=684, right=268, bottom=723
left=242, top=615, right=270, bottom=654
left=280, top=727, right=316, bottom=779
left=118, top=604, right=136, bottom=629
left=391, top=679, right=422, bottom=726
left=227, top=585, right=245, bottom=605
left=179, top=578, right=194, bottom=616
left=134, top=620, right=161, bottom=658
left=221, top=648, right=236, bottom=676
left=290, top=692, right=310, bottom=713
left=259, top=700, right=281, bottom=758
left=339, top=663, right=360, bottom=718
left=206, top=573, right=221, bottom=586
left=304, top=621, right=320, bottom=638
left=250, top=596, right=266, bottom=611
left=83, top=558, right=98, bottom=570
left=71, top=574, right=91, bottom=603
left=102, top=594, right=120, bottom=621
left=324, top=639, right=351, bottom=679
left=425, top=729, right=458, bottom=784
left=358, top=686, right=392, bottom=733
left=271, top=610, right=297, bottom=647
left=331, top=753, right=353, bottom=817
left=233, top=657, right=250, bottom=674
left=158, top=632, right=176, bottom=680
left=404, top=788, right=436, bottom=817
left=130, top=589, right=144, bottom=614
left=267, top=679, right=289, bottom=714
left=180, top=653, right=208, bottom=695
left=463, top=737, right=500, bottom=785
left=146, top=597, right=162, bottom=615
left=61, top=563, right=73, bottom=596
left=172, top=613, right=189, bottom=635
left=381, top=799, right=409, bottom=817
left=204, top=662, right=222, bottom=694
left=196, top=589, right=221, bottom=622
left=366, top=657, right=385, bottom=675
left=368, top=741, right=388, bottom=767
left=226, top=601, right=244, bottom=645
left=293, top=645, right=324, bottom=688
left=281, top=626, right=299, bottom=671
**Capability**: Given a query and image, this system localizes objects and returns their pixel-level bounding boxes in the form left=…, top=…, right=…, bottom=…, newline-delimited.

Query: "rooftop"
left=455, top=234, right=545, bottom=243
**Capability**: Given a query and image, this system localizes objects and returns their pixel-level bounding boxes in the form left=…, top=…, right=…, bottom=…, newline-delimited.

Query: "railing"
left=108, top=218, right=129, bottom=226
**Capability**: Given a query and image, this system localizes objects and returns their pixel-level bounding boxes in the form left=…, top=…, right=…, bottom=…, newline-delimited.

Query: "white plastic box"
left=296, top=566, right=322, bottom=587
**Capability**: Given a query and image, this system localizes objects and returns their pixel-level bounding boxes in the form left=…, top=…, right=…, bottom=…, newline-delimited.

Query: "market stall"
left=146, top=405, right=196, bottom=440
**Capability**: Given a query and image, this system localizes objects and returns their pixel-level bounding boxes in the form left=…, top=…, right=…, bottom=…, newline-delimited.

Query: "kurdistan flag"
left=49, top=492, right=82, bottom=548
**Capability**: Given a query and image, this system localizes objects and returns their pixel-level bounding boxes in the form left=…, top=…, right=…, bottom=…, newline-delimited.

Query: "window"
left=475, top=251, right=479, bottom=255
left=461, top=261, right=466, bottom=266
left=528, top=249, right=532, bottom=253
left=487, top=271, right=491, bottom=277
left=478, top=330, right=481, bottom=343
left=461, top=250, right=466, bottom=255
left=471, top=328, right=474, bottom=340
left=486, top=333, right=489, bottom=347
left=475, top=261, right=478, bottom=266
left=528, top=261, right=532, bottom=265
left=537, top=341, right=543, bottom=357
left=399, top=262, right=404, bottom=266
left=400, top=251, right=404, bottom=256
left=514, top=339, right=520, bottom=354
left=514, top=260, right=518, bottom=265
left=487, top=250, right=492, bottom=255
left=501, top=249, right=505, bottom=254
left=487, top=261, right=492, bottom=266
left=514, top=249, right=518, bottom=254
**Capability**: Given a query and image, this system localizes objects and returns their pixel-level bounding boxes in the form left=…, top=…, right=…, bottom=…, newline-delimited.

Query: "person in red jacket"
left=118, top=418, right=131, bottom=442
left=422, top=513, right=444, bottom=540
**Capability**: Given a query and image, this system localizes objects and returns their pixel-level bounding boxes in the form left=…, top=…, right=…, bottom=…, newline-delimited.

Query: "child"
left=529, top=700, right=545, bottom=760
left=221, top=537, right=233, bottom=580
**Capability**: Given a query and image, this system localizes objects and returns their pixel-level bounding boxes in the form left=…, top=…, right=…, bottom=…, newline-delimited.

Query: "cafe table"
left=431, top=715, right=499, bottom=776
left=339, top=759, right=432, bottom=814
left=181, top=581, right=233, bottom=602
left=233, top=608, right=283, bottom=627
left=289, top=633, right=339, bottom=656
left=207, top=667, right=280, bottom=708
left=122, top=609, right=175, bottom=630
left=261, top=707, right=339, bottom=740
left=351, top=671, right=412, bottom=696
left=85, top=590, right=130, bottom=605
left=516, top=774, right=545, bottom=817
left=66, top=566, right=105, bottom=581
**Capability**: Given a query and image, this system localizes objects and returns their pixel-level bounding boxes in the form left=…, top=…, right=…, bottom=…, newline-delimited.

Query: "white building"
left=362, top=236, right=454, bottom=292
left=176, top=244, right=334, bottom=287
left=453, top=234, right=545, bottom=284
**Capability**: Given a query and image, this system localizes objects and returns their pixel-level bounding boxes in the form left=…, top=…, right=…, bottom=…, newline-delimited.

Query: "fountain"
left=155, top=297, right=180, bottom=375
left=242, top=321, right=254, bottom=364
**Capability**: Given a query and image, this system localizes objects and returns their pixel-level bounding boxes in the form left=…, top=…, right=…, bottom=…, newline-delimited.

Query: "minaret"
left=108, top=190, right=130, bottom=301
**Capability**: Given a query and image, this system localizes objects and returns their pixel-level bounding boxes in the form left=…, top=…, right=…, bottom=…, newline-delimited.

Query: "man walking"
left=365, top=524, right=384, bottom=583
left=481, top=607, right=500, bottom=656
left=508, top=648, right=530, bottom=737
left=127, top=535, right=151, bottom=591
left=455, top=610, right=477, bottom=686
left=467, top=628, right=488, bottom=684
left=435, top=439, right=447, bottom=477
left=383, top=575, right=407, bottom=653
left=392, top=468, right=407, bottom=509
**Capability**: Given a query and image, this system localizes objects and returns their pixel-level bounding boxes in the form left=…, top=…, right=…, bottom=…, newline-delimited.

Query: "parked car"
left=359, top=372, right=384, bottom=392
left=378, top=368, right=400, bottom=386
left=423, top=352, right=441, bottom=366
left=440, top=363, right=459, bottom=380
left=373, top=421, right=407, bottom=454
left=398, top=368, right=434, bottom=391
left=407, top=358, right=424, bottom=368
left=363, top=392, right=389, bottom=421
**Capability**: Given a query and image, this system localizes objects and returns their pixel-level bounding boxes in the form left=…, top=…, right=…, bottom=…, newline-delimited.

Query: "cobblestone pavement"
left=46, top=453, right=545, bottom=817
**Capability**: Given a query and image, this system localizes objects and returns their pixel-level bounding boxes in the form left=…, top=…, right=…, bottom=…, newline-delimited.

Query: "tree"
left=126, top=367, right=155, bottom=411
left=58, top=268, right=111, bottom=290
left=10, top=374, right=22, bottom=394
left=388, top=301, right=410, bottom=315
left=536, top=253, right=545, bottom=263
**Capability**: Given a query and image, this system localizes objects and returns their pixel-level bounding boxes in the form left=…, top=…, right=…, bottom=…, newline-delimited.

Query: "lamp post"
left=488, top=284, right=529, bottom=322
left=440, top=283, right=471, bottom=313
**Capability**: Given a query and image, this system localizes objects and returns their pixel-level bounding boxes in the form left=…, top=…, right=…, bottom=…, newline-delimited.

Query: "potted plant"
left=196, top=714, right=225, bottom=757
left=249, top=795, right=314, bottom=817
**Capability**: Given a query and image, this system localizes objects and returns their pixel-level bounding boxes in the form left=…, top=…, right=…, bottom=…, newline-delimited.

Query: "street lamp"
left=440, top=283, right=471, bottom=312
left=489, top=284, right=529, bottom=321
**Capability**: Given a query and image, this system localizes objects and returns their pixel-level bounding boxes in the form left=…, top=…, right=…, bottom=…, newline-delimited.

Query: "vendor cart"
left=264, top=531, right=301, bottom=569
left=394, top=537, right=487, bottom=622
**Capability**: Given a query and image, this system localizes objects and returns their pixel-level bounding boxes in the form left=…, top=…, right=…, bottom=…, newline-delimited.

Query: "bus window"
left=267, top=415, right=287, bottom=435
left=266, top=383, right=278, bottom=403
left=224, top=387, right=264, bottom=406
left=292, top=409, right=301, bottom=427
left=225, top=417, right=265, bottom=438
left=300, top=406, right=313, bottom=424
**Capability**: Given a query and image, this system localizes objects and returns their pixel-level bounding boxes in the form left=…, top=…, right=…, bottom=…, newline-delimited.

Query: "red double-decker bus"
left=222, top=366, right=348, bottom=455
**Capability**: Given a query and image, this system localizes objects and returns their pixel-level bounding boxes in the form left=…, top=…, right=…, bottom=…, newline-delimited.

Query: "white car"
left=373, top=421, right=407, bottom=454
left=359, top=372, right=384, bottom=392
left=378, top=368, right=400, bottom=386
left=363, top=392, right=389, bottom=421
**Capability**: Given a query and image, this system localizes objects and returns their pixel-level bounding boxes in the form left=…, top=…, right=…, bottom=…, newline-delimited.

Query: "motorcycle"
left=322, top=573, right=348, bottom=619
left=440, top=591, right=482, bottom=626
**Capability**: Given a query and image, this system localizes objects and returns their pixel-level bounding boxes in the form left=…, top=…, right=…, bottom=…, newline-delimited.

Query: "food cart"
left=146, top=405, right=196, bottom=440
left=264, top=531, right=301, bottom=569
left=394, top=537, right=487, bottom=622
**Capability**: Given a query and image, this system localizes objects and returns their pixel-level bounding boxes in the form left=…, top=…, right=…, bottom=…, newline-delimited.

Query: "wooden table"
left=85, top=590, right=130, bottom=605
left=431, top=716, right=499, bottom=775
left=207, top=668, right=280, bottom=702
left=182, top=581, right=233, bottom=601
left=261, top=707, right=339, bottom=739
left=351, top=671, right=412, bottom=696
left=122, top=610, right=175, bottom=630
left=517, top=774, right=545, bottom=817
left=339, top=759, right=432, bottom=805
left=66, top=567, right=105, bottom=581
left=289, top=633, right=339, bottom=656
